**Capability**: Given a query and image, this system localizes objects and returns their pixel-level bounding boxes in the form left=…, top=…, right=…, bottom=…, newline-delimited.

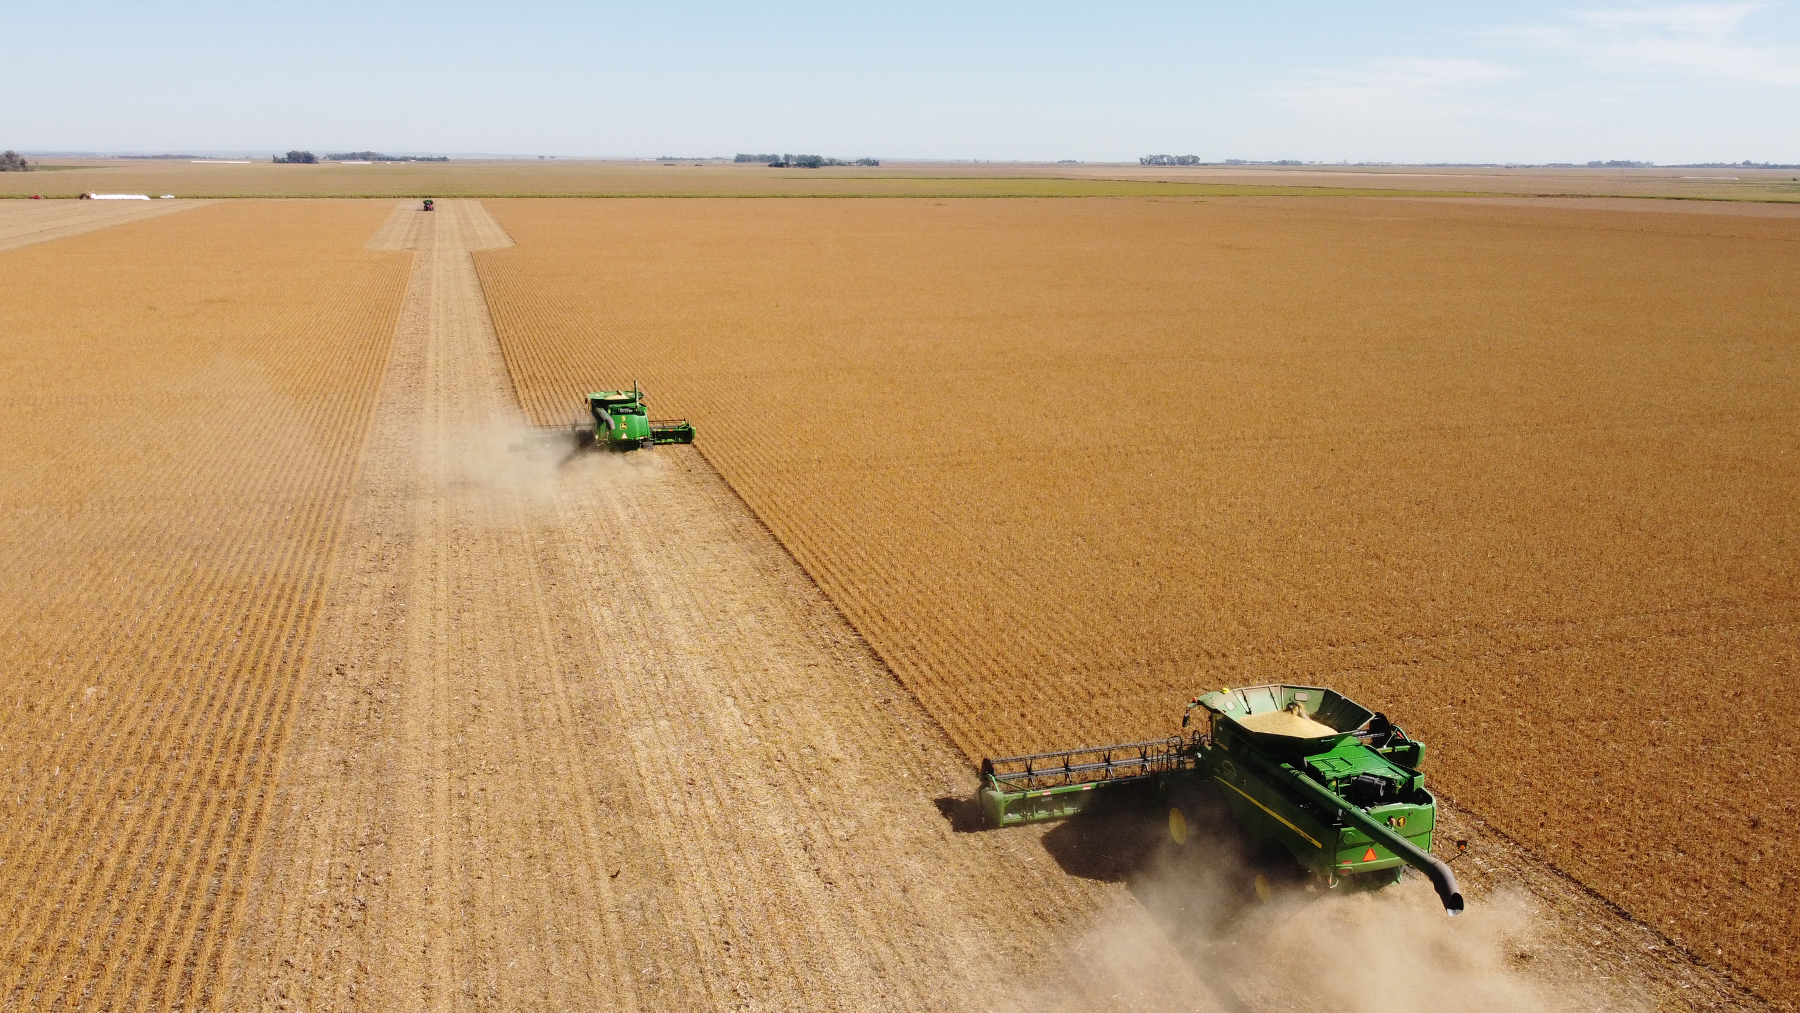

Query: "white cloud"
left=1502, top=3, right=1800, bottom=85
left=1264, top=58, right=1523, bottom=116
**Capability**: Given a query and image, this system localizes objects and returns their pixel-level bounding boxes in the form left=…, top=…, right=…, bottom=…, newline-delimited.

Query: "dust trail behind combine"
left=223, top=200, right=1189, bottom=1011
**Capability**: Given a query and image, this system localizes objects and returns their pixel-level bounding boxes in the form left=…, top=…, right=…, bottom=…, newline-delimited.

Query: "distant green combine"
left=583, top=383, right=694, bottom=450
left=511, top=382, right=694, bottom=461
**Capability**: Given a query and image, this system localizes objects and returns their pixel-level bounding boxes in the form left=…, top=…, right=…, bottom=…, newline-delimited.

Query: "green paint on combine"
left=977, top=684, right=1464, bottom=914
left=585, top=382, right=694, bottom=450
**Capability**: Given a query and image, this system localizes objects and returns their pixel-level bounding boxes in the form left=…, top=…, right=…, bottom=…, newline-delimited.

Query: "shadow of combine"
left=938, top=781, right=1326, bottom=1012
left=931, top=794, right=989, bottom=833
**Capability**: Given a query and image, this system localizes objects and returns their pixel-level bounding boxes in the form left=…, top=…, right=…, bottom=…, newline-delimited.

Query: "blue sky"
left=9, top=1, right=1798, bottom=162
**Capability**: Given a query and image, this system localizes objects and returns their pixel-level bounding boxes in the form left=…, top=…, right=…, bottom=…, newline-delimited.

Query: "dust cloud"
left=1001, top=804, right=1636, bottom=1013
left=1222, top=886, right=1593, bottom=1012
left=422, top=418, right=664, bottom=516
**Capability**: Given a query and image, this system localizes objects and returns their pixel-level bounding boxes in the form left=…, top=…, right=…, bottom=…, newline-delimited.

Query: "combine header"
left=978, top=684, right=1464, bottom=914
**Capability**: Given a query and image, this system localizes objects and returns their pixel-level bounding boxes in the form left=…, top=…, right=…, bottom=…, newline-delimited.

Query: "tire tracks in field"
left=224, top=200, right=1196, bottom=1011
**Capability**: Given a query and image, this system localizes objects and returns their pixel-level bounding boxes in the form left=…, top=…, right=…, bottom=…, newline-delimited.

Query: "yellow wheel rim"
left=1169, top=806, right=1188, bottom=846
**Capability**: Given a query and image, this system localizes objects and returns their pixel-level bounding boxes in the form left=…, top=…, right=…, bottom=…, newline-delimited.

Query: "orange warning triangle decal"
left=1362, top=847, right=1378, bottom=863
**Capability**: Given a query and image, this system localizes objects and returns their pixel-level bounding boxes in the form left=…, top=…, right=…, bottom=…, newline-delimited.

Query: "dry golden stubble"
left=0, top=199, right=409, bottom=1010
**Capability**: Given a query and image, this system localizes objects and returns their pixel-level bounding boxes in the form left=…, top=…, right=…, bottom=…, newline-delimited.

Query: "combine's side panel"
left=1205, top=749, right=1335, bottom=870
left=619, top=413, right=651, bottom=444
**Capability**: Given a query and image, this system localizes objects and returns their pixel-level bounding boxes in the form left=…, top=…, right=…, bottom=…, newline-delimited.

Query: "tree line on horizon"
left=272, top=150, right=450, bottom=164
left=326, top=151, right=451, bottom=162
left=1, top=150, right=32, bottom=171
left=735, top=153, right=879, bottom=167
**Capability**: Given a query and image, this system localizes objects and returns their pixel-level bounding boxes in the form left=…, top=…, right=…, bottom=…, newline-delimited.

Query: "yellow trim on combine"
left=1219, top=778, right=1323, bottom=849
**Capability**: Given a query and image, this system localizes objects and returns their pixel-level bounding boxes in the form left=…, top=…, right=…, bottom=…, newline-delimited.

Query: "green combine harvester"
left=512, top=383, right=695, bottom=460
left=978, top=684, right=1464, bottom=915
left=582, top=383, right=695, bottom=450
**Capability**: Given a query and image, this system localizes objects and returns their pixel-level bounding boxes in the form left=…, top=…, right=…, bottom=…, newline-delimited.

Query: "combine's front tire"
left=1167, top=786, right=1203, bottom=847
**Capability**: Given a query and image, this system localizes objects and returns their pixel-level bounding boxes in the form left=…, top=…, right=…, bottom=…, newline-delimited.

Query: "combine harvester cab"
left=977, top=683, right=1463, bottom=914
left=586, top=383, right=695, bottom=450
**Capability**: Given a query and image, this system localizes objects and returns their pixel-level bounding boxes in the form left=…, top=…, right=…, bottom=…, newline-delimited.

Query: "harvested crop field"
left=0, top=197, right=208, bottom=251
left=474, top=195, right=1800, bottom=1005
left=0, top=200, right=411, bottom=1006
left=0, top=191, right=1788, bottom=1011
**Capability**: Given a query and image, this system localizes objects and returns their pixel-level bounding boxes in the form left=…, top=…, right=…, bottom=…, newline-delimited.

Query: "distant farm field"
left=6, top=157, right=1800, bottom=201
left=473, top=196, right=1800, bottom=1002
